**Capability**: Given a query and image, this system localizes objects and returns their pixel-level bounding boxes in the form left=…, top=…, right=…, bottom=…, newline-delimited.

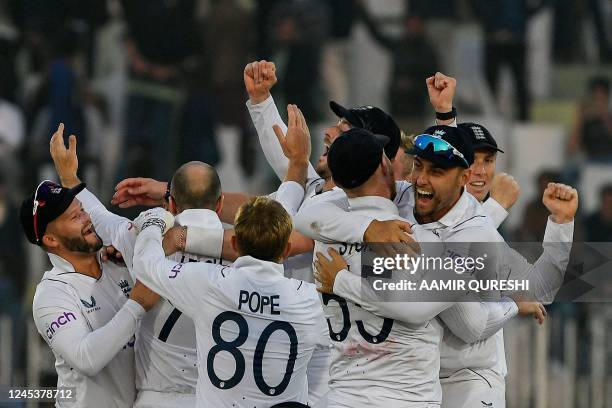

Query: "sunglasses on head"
left=413, top=134, right=469, bottom=167
left=32, top=180, right=58, bottom=243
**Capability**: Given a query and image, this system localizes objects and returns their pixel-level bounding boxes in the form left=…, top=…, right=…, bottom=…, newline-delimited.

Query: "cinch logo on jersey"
left=46, top=312, right=77, bottom=339
left=80, top=296, right=101, bottom=313
left=118, top=279, right=131, bottom=296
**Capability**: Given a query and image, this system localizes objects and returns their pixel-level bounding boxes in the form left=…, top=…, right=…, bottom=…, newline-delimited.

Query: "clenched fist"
left=244, top=60, right=277, bottom=104
left=542, top=183, right=578, bottom=224
left=490, top=173, right=520, bottom=210
left=426, top=72, right=457, bottom=113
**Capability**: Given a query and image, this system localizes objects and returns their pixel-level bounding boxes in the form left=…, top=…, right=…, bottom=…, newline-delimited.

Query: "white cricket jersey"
left=314, top=195, right=444, bottom=407
left=76, top=189, right=231, bottom=402
left=134, top=226, right=324, bottom=408
left=32, top=252, right=142, bottom=407
left=135, top=209, right=230, bottom=401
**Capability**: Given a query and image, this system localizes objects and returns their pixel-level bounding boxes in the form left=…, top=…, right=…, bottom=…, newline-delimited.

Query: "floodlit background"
left=0, top=0, right=610, bottom=406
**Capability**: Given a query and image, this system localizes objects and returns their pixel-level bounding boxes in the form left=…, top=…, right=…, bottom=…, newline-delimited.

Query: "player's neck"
left=323, top=178, right=336, bottom=192
left=55, top=249, right=102, bottom=279
left=345, top=176, right=392, bottom=200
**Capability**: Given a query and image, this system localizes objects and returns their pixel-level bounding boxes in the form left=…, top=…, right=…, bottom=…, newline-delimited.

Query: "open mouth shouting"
left=416, top=188, right=434, bottom=205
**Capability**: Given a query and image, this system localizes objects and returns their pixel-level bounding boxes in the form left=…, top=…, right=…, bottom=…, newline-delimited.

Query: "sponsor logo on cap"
left=46, top=312, right=77, bottom=340
left=50, top=187, right=63, bottom=194
left=471, top=126, right=486, bottom=140
left=433, top=129, right=446, bottom=137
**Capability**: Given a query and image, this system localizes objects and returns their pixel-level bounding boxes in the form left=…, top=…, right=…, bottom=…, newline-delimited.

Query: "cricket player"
left=48, top=120, right=311, bottom=407
left=459, top=122, right=520, bottom=227
left=307, top=127, right=458, bottom=408
left=21, top=178, right=158, bottom=407
left=132, top=196, right=324, bottom=408
left=297, top=125, right=577, bottom=408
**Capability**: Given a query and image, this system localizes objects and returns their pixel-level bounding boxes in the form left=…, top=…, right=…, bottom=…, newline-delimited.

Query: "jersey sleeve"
left=438, top=298, right=518, bottom=343
left=481, top=198, right=509, bottom=228
left=133, top=226, right=224, bottom=317
left=275, top=181, right=305, bottom=217
left=33, top=285, right=144, bottom=377
left=502, top=217, right=574, bottom=303
left=247, top=95, right=319, bottom=182
left=332, top=269, right=453, bottom=325
left=77, top=188, right=137, bottom=271
left=294, top=197, right=372, bottom=243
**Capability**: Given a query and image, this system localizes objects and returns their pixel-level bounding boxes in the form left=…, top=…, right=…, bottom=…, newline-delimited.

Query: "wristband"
left=164, top=181, right=171, bottom=203
left=435, top=107, right=457, bottom=121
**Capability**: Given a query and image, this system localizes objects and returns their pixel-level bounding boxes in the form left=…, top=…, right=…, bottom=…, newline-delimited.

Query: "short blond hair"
left=400, top=130, right=415, bottom=152
left=234, top=196, right=292, bottom=262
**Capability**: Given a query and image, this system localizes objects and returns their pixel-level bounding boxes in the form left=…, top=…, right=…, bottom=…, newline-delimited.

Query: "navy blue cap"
left=458, top=122, right=504, bottom=153
left=329, top=101, right=401, bottom=159
left=20, top=180, right=86, bottom=245
left=328, top=128, right=390, bottom=189
left=408, top=125, right=474, bottom=168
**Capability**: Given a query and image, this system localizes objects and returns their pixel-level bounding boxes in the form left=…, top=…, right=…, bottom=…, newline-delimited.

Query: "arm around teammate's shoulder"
left=134, top=225, right=224, bottom=317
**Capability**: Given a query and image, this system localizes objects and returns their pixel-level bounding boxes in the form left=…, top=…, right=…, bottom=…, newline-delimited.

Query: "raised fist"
left=490, top=173, right=520, bottom=210
left=426, top=72, right=457, bottom=113
left=244, top=60, right=277, bottom=104
left=542, top=183, right=578, bottom=224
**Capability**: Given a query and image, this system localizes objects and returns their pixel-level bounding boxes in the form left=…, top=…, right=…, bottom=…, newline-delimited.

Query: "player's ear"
left=215, top=193, right=224, bottom=215
left=42, top=233, right=60, bottom=250
left=282, top=241, right=292, bottom=261
left=459, top=168, right=471, bottom=187
left=169, top=196, right=178, bottom=215
left=230, top=234, right=239, bottom=255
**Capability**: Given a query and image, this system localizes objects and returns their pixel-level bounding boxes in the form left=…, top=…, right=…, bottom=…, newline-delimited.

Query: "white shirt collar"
left=232, top=255, right=286, bottom=279
left=348, top=195, right=399, bottom=216
left=47, top=252, right=76, bottom=273
left=174, top=209, right=222, bottom=229
left=46, top=251, right=103, bottom=278
left=436, top=189, right=474, bottom=227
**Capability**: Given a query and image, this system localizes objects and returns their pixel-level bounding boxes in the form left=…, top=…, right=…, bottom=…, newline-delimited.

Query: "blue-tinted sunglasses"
left=413, top=134, right=469, bottom=167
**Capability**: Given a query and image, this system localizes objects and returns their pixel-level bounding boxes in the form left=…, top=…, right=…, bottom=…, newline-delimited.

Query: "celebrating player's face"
left=467, top=150, right=496, bottom=202
left=411, top=157, right=469, bottom=223
left=316, top=119, right=352, bottom=179
left=47, top=199, right=103, bottom=253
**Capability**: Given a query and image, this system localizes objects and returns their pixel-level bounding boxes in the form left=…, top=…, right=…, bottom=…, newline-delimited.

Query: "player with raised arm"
left=49, top=119, right=310, bottom=407
left=300, top=122, right=577, bottom=407
left=21, top=175, right=158, bottom=407
left=132, top=195, right=324, bottom=408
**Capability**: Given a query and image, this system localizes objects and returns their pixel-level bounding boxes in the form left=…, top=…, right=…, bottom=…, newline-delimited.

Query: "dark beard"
left=60, top=233, right=103, bottom=253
